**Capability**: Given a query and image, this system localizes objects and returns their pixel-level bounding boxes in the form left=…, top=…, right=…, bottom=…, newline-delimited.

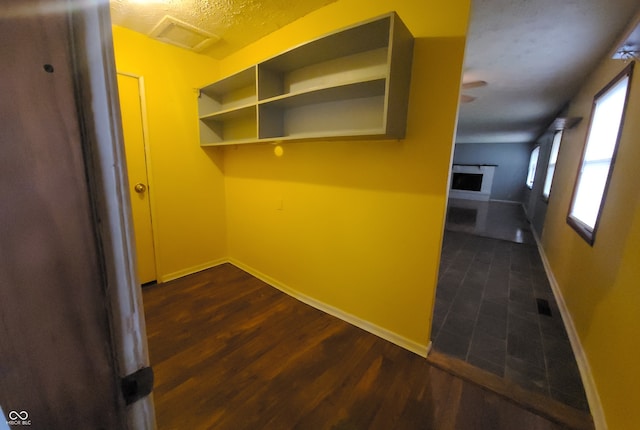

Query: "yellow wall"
left=111, top=0, right=470, bottom=352
left=112, top=26, right=227, bottom=281
left=220, top=0, right=471, bottom=351
left=111, top=4, right=639, bottom=423
left=541, top=51, right=640, bottom=427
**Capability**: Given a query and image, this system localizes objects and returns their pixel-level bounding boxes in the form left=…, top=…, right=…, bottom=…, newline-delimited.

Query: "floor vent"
left=536, top=298, right=552, bottom=316
left=149, top=15, right=220, bottom=52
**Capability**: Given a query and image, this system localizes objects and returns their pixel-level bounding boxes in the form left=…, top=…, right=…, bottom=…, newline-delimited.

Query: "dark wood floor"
left=143, top=263, right=591, bottom=430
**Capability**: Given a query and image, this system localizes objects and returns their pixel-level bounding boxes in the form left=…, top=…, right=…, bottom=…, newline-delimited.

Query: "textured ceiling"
left=110, top=0, right=640, bottom=145
left=457, top=0, right=640, bottom=144
left=110, top=0, right=337, bottom=59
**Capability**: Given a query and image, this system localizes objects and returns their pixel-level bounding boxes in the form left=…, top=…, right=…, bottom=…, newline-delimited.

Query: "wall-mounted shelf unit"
left=198, top=67, right=257, bottom=145
left=198, top=12, right=414, bottom=146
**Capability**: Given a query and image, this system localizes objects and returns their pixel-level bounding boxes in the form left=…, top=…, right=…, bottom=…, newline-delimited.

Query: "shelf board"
left=200, top=104, right=256, bottom=122
left=201, top=137, right=258, bottom=147
left=202, top=128, right=389, bottom=146
left=260, top=15, right=390, bottom=72
left=200, top=67, right=255, bottom=98
left=259, top=77, right=386, bottom=109
left=262, top=128, right=387, bottom=143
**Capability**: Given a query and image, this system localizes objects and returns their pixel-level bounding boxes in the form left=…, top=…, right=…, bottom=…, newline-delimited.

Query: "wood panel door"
left=0, top=0, right=126, bottom=427
left=117, top=73, right=157, bottom=285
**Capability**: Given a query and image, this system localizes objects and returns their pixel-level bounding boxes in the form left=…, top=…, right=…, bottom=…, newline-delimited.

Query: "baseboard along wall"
left=227, top=258, right=431, bottom=358
left=531, top=230, right=607, bottom=430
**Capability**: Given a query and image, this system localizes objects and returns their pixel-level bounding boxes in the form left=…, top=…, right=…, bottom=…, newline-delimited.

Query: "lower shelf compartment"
left=259, top=95, right=386, bottom=140
left=199, top=106, right=257, bottom=145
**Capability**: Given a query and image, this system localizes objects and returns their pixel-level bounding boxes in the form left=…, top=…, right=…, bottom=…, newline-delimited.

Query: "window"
left=567, top=63, right=634, bottom=244
left=543, top=131, right=563, bottom=200
left=526, top=146, right=540, bottom=189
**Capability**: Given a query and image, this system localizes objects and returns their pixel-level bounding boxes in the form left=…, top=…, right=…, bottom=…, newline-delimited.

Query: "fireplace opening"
left=452, top=173, right=483, bottom=192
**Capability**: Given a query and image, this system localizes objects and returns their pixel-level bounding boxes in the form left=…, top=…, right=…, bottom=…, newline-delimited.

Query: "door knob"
left=134, top=183, right=147, bottom=194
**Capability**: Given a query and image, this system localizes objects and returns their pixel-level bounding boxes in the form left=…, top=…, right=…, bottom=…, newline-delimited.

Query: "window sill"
left=566, top=215, right=595, bottom=246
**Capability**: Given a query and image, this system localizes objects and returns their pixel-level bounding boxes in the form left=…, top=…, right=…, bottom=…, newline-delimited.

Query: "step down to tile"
left=426, top=351, right=594, bottom=430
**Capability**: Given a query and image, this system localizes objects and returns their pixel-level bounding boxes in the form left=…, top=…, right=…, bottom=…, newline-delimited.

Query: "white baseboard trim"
left=228, top=258, right=430, bottom=358
left=160, top=258, right=227, bottom=283
left=531, top=230, right=607, bottom=429
left=489, top=199, right=522, bottom=204
left=449, top=190, right=490, bottom=201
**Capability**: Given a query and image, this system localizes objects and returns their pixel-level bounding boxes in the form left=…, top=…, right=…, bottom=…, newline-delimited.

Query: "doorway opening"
left=432, top=185, right=588, bottom=411
left=117, top=73, right=158, bottom=285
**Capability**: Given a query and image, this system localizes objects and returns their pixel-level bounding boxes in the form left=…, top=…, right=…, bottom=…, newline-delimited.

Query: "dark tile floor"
left=433, top=200, right=589, bottom=411
left=445, top=198, right=535, bottom=244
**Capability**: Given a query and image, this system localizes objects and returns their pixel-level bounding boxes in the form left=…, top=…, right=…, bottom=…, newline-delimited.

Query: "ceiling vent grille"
left=149, top=15, right=220, bottom=52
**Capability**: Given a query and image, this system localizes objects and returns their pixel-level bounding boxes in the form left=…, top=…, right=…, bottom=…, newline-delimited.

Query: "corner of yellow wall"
left=111, top=25, right=227, bottom=281
left=221, top=0, right=470, bottom=349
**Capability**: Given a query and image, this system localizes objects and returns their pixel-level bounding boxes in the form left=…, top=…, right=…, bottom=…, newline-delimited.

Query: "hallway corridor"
left=433, top=201, right=589, bottom=411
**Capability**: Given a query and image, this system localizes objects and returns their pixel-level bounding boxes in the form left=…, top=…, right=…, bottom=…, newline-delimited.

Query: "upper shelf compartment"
left=197, top=12, right=414, bottom=146
left=198, top=67, right=256, bottom=116
left=257, top=16, right=392, bottom=101
left=258, top=48, right=389, bottom=101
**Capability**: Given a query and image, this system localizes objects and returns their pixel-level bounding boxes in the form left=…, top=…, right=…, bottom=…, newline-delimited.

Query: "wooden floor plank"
left=426, top=350, right=593, bottom=430
left=143, top=264, right=591, bottom=430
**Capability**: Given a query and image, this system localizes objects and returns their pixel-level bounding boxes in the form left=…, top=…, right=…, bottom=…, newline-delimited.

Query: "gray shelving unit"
left=198, top=12, right=414, bottom=146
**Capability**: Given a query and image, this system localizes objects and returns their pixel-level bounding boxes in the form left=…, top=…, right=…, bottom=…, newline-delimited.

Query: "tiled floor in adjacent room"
left=445, top=198, right=536, bottom=244
left=432, top=200, right=589, bottom=411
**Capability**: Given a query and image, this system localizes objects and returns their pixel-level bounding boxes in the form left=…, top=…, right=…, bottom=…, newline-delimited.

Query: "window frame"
left=566, top=62, right=634, bottom=245
left=526, top=146, right=540, bottom=189
left=542, top=130, right=563, bottom=201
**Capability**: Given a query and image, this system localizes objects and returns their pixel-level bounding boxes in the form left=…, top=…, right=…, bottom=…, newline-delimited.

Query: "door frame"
left=117, top=71, right=161, bottom=284
left=69, top=1, right=155, bottom=428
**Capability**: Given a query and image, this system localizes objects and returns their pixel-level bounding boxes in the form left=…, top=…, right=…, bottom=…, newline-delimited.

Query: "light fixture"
left=460, top=79, right=488, bottom=103
left=613, top=46, right=639, bottom=62
left=613, top=21, right=640, bottom=62
left=551, top=116, right=582, bottom=131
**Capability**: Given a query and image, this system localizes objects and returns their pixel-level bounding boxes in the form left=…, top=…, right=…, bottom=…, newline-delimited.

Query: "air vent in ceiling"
left=149, top=15, right=220, bottom=52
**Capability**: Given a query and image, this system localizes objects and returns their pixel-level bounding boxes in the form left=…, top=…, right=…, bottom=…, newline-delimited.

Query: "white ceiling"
left=458, top=0, right=640, bottom=144
left=110, top=0, right=640, bottom=145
